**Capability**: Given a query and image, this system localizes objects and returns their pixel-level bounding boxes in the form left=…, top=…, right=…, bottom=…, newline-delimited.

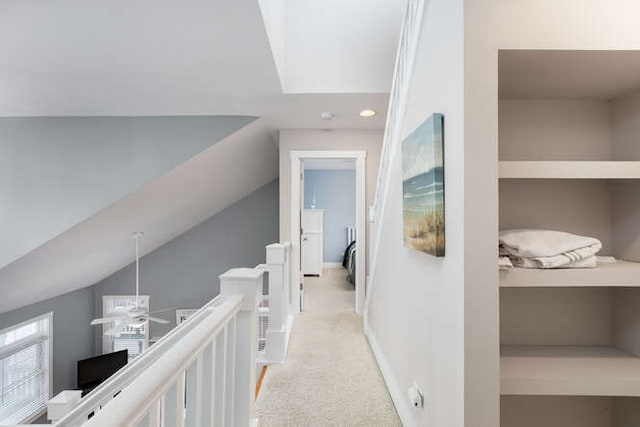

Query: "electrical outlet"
left=408, top=383, right=424, bottom=409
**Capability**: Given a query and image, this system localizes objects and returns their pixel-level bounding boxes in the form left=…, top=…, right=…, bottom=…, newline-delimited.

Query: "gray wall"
left=0, top=116, right=254, bottom=269
left=303, top=169, right=355, bottom=263
left=0, top=286, right=95, bottom=395
left=0, top=179, right=278, bottom=400
left=92, top=178, right=279, bottom=350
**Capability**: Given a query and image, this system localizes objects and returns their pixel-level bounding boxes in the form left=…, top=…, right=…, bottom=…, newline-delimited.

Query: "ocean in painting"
left=402, top=113, right=445, bottom=256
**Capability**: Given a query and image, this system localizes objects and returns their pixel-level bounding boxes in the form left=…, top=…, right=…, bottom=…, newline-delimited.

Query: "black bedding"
left=343, top=240, right=356, bottom=284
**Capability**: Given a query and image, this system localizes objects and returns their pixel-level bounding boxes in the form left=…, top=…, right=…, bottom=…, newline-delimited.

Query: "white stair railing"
left=55, top=267, right=264, bottom=427
left=257, top=242, right=293, bottom=364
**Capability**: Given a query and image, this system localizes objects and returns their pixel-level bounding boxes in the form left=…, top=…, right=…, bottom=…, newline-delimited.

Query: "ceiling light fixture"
left=320, top=112, right=335, bottom=120
left=359, top=109, right=376, bottom=118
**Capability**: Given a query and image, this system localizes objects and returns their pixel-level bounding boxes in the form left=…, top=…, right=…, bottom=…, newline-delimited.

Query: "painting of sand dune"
left=402, top=113, right=445, bottom=256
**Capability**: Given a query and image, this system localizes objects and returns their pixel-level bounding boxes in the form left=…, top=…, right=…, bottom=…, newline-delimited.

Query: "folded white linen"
left=500, top=229, right=602, bottom=269
left=499, top=257, right=513, bottom=270
left=516, top=255, right=597, bottom=269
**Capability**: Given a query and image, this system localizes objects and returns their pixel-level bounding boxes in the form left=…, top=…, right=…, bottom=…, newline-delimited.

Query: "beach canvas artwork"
left=402, top=113, right=445, bottom=256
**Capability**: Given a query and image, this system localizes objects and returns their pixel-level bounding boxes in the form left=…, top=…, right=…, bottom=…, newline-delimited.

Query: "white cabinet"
left=302, top=209, right=323, bottom=276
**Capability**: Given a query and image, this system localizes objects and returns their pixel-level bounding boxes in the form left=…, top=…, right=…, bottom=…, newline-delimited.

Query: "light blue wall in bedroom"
left=303, top=169, right=355, bottom=263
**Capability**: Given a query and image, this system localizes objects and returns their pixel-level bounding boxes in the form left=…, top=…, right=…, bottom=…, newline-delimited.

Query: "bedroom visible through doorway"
left=301, top=159, right=357, bottom=290
left=290, top=151, right=366, bottom=315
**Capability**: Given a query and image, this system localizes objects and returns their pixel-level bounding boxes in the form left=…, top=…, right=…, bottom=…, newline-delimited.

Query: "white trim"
left=290, top=150, right=367, bottom=314
left=365, top=325, right=416, bottom=427
left=323, top=262, right=343, bottom=269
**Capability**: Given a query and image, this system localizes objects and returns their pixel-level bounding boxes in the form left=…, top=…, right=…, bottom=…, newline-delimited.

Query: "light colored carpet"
left=256, top=268, right=401, bottom=427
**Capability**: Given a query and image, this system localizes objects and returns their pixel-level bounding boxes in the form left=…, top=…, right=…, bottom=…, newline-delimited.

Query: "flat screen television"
left=77, top=350, right=128, bottom=391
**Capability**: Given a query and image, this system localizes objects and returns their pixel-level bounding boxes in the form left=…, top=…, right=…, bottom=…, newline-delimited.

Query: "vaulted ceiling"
left=0, top=0, right=405, bottom=129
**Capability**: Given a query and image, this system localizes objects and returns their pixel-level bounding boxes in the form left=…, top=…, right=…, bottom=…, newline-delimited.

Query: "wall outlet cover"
left=408, top=382, right=424, bottom=409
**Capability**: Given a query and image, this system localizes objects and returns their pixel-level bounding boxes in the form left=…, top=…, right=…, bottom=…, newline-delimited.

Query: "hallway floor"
left=256, top=268, right=401, bottom=426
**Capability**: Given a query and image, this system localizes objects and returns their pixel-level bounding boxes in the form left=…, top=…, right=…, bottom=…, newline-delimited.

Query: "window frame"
left=0, top=311, right=53, bottom=424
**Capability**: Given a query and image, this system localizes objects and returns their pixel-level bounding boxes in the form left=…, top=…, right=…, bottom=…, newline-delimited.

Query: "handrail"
left=56, top=294, right=222, bottom=426
left=83, top=295, right=244, bottom=427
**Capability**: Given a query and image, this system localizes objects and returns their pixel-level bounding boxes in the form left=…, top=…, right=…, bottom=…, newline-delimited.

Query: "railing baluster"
left=214, top=325, right=227, bottom=426
left=224, top=316, right=237, bottom=426
left=147, top=399, right=161, bottom=427
left=208, top=340, right=216, bottom=427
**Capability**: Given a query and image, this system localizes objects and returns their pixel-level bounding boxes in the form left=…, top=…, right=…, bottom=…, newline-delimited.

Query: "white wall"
left=464, top=1, right=640, bottom=425
left=257, top=0, right=286, bottom=90
left=282, top=0, right=404, bottom=93
left=499, top=100, right=612, bottom=160
left=365, top=0, right=465, bottom=425
left=612, top=91, right=640, bottom=162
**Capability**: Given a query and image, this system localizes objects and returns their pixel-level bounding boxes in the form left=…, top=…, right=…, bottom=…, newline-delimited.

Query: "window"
left=102, top=296, right=149, bottom=362
left=0, top=312, right=53, bottom=425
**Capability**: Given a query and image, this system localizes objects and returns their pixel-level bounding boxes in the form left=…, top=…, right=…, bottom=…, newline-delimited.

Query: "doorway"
left=290, top=151, right=366, bottom=314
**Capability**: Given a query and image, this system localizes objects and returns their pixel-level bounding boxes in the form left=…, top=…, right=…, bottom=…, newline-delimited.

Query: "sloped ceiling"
left=0, top=0, right=403, bottom=129
left=0, top=116, right=254, bottom=269
left=0, top=119, right=278, bottom=313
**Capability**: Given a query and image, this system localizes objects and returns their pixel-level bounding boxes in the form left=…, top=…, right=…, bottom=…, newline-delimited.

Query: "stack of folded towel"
left=499, top=229, right=602, bottom=269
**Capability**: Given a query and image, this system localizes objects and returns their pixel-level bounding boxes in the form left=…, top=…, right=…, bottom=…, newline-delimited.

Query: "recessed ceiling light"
left=359, top=109, right=376, bottom=118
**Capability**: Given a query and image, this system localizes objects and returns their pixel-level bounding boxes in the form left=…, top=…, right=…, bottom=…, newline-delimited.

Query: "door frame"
left=290, top=150, right=366, bottom=314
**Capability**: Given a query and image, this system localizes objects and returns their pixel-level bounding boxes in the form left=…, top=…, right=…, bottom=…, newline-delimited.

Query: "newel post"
left=220, top=268, right=264, bottom=427
left=265, top=243, right=288, bottom=363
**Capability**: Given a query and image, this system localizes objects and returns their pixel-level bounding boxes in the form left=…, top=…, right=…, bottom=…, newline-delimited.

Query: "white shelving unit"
left=499, top=161, right=640, bottom=179
left=500, top=260, right=640, bottom=288
left=498, top=50, right=640, bottom=426
left=501, top=345, right=640, bottom=396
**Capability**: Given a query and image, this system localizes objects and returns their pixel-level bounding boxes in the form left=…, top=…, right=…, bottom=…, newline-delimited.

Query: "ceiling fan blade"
left=105, top=323, right=128, bottom=336
left=149, top=307, right=176, bottom=315
left=91, top=316, right=127, bottom=325
left=147, top=316, right=170, bottom=325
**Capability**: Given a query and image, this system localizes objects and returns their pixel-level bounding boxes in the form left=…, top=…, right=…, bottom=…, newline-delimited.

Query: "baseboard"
left=323, top=262, right=343, bottom=269
left=365, top=322, right=416, bottom=427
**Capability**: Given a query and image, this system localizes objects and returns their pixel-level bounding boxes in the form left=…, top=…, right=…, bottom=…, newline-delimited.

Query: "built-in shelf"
left=499, top=161, right=640, bottom=179
left=500, top=260, right=640, bottom=288
left=501, top=345, right=640, bottom=397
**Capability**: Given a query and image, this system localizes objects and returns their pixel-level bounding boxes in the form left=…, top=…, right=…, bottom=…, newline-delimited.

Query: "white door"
left=302, top=233, right=323, bottom=275
left=301, top=209, right=324, bottom=275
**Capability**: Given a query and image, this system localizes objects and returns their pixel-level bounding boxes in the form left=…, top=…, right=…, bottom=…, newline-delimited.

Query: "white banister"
left=41, top=248, right=288, bottom=427
left=63, top=267, right=264, bottom=427
left=82, top=294, right=244, bottom=427
left=255, top=242, right=293, bottom=365
left=261, top=243, right=291, bottom=363
left=56, top=295, right=224, bottom=426
left=219, top=268, right=263, bottom=427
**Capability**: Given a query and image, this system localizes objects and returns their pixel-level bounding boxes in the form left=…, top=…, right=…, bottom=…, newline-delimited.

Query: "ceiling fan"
left=91, top=232, right=171, bottom=336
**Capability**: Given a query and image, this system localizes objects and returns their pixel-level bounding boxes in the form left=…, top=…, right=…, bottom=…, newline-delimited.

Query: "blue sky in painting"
left=402, top=114, right=443, bottom=181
